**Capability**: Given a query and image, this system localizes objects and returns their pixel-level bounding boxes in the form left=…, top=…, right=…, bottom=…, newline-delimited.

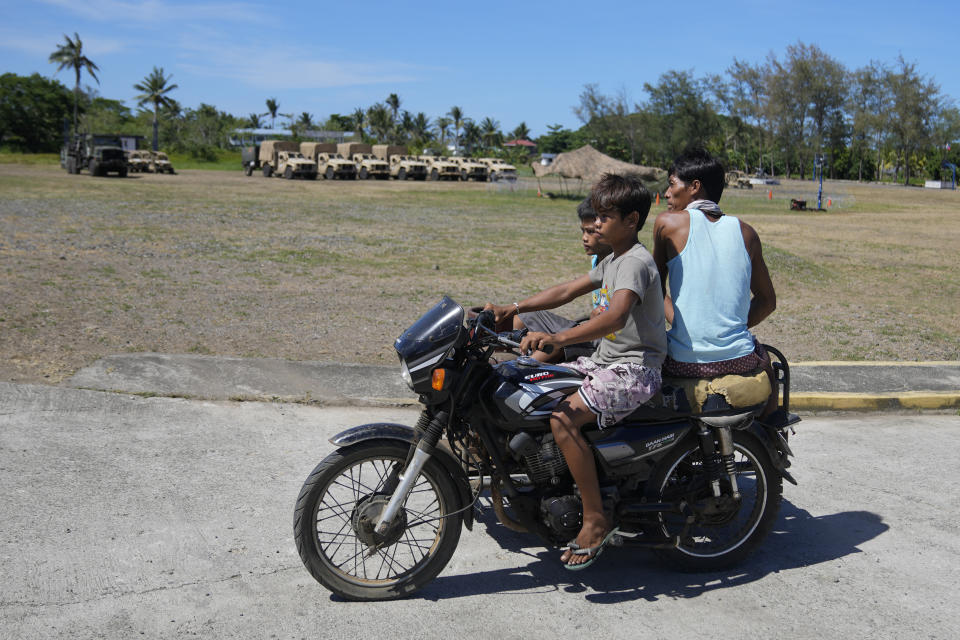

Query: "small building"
left=230, top=128, right=357, bottom=147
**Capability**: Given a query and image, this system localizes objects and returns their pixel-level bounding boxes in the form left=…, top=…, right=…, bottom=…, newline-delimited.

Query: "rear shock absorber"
left=715, top=426, right=741, bottom=499
left=696, top=424, right=723, bottom=498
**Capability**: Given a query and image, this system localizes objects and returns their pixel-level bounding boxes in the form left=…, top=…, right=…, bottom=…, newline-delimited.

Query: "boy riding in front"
left=486, top=173, right=666, bottom=569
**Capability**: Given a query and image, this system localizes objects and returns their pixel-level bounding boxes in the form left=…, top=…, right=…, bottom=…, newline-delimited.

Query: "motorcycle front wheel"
left=293, top=440, right=462, bottom=601
left=645, top=431, right=782, bottom=571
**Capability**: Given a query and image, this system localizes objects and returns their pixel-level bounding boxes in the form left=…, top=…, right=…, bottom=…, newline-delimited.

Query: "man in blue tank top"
left=652, top=148, right=777, bottom=413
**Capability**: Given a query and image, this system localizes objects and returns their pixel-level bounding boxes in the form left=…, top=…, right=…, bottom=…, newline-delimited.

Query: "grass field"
left=0, top=163, right=958, bottom=384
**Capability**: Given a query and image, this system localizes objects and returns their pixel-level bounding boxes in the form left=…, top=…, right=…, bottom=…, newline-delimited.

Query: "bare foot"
left=560, top=514, right=610, bottom=567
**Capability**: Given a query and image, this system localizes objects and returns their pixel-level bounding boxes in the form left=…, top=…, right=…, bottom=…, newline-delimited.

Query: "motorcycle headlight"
left=400, top=360, right=414, bottom=389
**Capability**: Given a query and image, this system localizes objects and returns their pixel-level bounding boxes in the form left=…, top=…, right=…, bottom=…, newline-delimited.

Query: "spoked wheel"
left=293, top=440, right=462, bottom=601
left=645, top=431, right=781, bottom=571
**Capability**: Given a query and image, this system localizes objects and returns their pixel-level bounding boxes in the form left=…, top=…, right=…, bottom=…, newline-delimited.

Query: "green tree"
left=509, top=121, right=530, bottom=141
left=48, top=32, right=100, bottom=135
left=386, top=93, right=401, bottom=124
left=435, top=116, right=452, bottom=150
left=448, top=106, right=464, bottom=154
left=247, top=113, right=265, bottom=128
left=642, top=70, right=721, bottom=167
left=537, top=123, right=575, bottom=154
left=265, top=97, right=279, bottom=129
left=133, top=66, right=178, bottom=151
left=461, top=119, right=480, bottom=154
left=885, top=55, right=942, bottom=184
left=480, top=117, right=502, bottom=150
left=352, top=107, right=366, bottom=139
left=410, top=112, right=432, bottom=145
left=0, top=73, right=74, bottom=151
left=366, top=103, right=392, bottom=142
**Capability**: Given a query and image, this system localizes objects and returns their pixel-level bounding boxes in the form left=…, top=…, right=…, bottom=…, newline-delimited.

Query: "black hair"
left=576, top=197, right=596, bottom=221
left=589, top=173, right=652, bottom=233
left=669, top=146, right=725, bottom=203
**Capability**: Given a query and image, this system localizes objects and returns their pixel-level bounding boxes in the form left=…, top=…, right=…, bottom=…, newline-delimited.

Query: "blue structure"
left=942, top=162, right=957, bottom=190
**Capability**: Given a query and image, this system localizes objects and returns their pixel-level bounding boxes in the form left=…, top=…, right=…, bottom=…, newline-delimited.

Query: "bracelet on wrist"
left=513, top=302, right=521, bottom=314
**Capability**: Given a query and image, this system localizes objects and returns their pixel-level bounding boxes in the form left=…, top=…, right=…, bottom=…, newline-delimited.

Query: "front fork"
left=374, top=410, right=448, bottom=534
left=696, top=423, right=740, bottom=500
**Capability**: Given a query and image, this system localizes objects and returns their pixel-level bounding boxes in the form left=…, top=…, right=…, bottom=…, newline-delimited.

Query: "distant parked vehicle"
left=61, top=133, right=127, bottom=177
left=301, top=143, right=356, bottom=180
left=151, top=151, right=176, bottom=174
left=725, top=170, right=753, bottom=189
left=452, top=156, right=488, bottom=182
left=241, top=145, right=261, bottom=176
left=372, top=145, right=427, bottom=181
left=337, top=143, right=389, bottom=180
left=420, top=155, right=460, bottom=181
left=260, top=140, right=318, bottom=179
left=125, top=149, right=152, bottom=173
left=480, top=158, right=518, bottom=182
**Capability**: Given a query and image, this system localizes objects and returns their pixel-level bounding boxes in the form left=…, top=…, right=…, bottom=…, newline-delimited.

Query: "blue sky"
left=2, top=0, right=956, bottom=137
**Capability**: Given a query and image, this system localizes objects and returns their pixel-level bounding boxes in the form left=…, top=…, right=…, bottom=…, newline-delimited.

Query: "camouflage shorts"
left=562, top=357, right=662, bottom=428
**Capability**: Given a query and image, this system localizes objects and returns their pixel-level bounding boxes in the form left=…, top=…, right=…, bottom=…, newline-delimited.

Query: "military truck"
left=300, top=142, right=356, bottom=180
left=480, top=157, right=518, bottom=182
left=452, top=156, right=488, bottom=181
left=125, top=149, right=152, bottom=173
left=151, top=150, right=176, bottom=174
left=61, top=133, right=127, bottom=177
left=725, top=170, right=753, bottom=189
left=371, top=144, right=427, bottom=180
left=337, top=143, right=389, bottom=180
left=259, top=140, right=318, bottom=179
left=241, top=145, right=260, bottom=176
left=420, top=155, right=461, bottom=181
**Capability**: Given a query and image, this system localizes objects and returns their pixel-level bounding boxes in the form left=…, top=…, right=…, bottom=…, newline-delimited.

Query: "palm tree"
left=352, top=107, right=367, bottom=139
left=297, top=112, right=314, bottom=129
left=435, top=117, right=452, bottom=149
left=386, top=93, right=401, bottom=124
left=480, top=117, right=502, bottom=150
left=133, top=66, right=178, bottom=151
left=247, top=113, right=265, bottom=128
left=448, top=106, right=464, bottom=154
left=366, top=103, right=392, bottom=142
left=510, top=121, right=531, bottom=142
left=412, top=112, right=432, bottom=144
left=48, top=32, right=100, bottom=134
left=461, top=120, right=481, bottom=155
left=265, top=98, right=279, bottom=129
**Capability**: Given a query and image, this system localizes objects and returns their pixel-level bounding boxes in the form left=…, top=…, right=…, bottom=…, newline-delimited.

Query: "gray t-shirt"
left=588, top=242, right=667, bottom=369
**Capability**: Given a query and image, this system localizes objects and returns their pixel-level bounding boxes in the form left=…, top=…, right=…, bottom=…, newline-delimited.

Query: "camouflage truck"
left=480, top=157, right=517, bottom=182
left=259, top=140, right=317, bottom=179
left=725, top=170, right=753, bottom=189
left=301, top=142, right=356, bottom=180
left=61, top=133, right=127, bottom=177
left=372, top=144, right=427, bottom=180
left=420, top=155, right=461, bottom=181
left=150, top=150, right=176, bottom=174
left=125, top=149, right=152, bottom=173
left=337, top=143, right=389, bottom=180
left=452, top=156, right=488, bottom=181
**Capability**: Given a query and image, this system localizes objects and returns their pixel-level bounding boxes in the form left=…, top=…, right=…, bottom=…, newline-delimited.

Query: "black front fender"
left=329, top=423, right=474, bottom=530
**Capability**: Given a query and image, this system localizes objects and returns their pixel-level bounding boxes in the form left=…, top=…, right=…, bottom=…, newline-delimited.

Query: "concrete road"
left=1, top=382, right=958, bottom=639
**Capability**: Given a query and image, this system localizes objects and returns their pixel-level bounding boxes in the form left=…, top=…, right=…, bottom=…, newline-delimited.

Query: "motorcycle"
left=293, top=296, right=800, bottom=601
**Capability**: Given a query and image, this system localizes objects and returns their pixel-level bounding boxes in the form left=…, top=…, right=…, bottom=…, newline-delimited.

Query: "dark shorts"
left=663, top=339, right=769, bottom=378
left=519, top=310, right=598, bottom=352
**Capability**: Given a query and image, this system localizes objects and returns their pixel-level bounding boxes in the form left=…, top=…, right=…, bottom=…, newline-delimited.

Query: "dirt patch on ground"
left=1, top=165, right=958, bottom=385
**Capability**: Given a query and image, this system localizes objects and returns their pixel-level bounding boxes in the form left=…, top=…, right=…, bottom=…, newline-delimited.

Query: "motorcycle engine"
left=541, top=495, right=582, bottom=542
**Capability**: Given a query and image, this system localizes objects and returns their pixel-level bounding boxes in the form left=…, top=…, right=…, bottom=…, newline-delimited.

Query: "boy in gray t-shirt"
left=485, top=173, right=665, bottom=569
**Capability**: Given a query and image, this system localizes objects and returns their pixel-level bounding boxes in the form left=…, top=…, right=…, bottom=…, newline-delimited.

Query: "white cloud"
left=0, top=28, right=127, bottom=58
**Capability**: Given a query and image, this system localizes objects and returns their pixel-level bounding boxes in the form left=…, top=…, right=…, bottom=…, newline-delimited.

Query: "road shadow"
left=411, top=499, right=889, bottom=603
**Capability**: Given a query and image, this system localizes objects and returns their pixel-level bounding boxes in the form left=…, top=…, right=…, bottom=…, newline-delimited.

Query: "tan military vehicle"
left=260, top=140, right=318, bottom=179
left=480, top=157, right=518, bottom=182
left=300, top=142, right=356, bottom=180
left=452, top=156, right=488, bottom=181
left=725, top=170, right=753, bottom=189
left=420, top=155, right=461, bottom=181
left=372, top=145, right=427, bottom=180
left=150, top=150, right=176, bottom=174
left=125, top=149, right=152, bottom=173
left=337, top=143, right=389, bottom=180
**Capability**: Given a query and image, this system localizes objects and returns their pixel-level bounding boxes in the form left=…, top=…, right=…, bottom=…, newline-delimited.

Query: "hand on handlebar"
left=482, top=302, right=517, bottom=325
left=519, top=331, right=558, bottom=356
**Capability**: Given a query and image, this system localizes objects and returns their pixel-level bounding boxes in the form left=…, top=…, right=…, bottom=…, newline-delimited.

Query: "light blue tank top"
left=666, top=209, right=755, bottom=363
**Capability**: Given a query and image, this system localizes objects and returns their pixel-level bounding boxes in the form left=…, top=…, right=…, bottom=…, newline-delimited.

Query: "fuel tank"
left=481, top=357, right=584, bottom=431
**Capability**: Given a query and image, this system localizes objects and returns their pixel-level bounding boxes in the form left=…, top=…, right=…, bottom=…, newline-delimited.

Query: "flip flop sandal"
left=562, top=528, right=621, bottom=571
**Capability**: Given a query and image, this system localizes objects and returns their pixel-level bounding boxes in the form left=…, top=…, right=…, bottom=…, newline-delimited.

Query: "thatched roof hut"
left=532, top=145, right=667, bottom=194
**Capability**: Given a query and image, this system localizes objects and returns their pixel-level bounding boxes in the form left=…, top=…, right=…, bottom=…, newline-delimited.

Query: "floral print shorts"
left=561, top=357, right=662, bottom=429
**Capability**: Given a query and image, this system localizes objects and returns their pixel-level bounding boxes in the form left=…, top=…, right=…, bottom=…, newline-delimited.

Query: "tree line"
left=553, top=42, right=959, bottom=184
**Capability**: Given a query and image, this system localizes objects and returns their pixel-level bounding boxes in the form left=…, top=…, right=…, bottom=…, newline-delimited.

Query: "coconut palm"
left=352, top=107, right=367, bottom=139
left=480, top=117, right=502, bottom=150
left=265, top=98, right=279, bottom=129
left=133, top=66, right=178, bottom=151
left=297, top=112, right=314, bottom=129
left=510, top=121, right=531, bottom=142
left=435, top=117, right=452, bottom=149
left=386, top=93, right=401, bottom=124
left=366, top=103, right=392, bottom=142
left=448, top=106, right=464, bottom=154
left=461, top=120, right=481, bottom=154
left=247, top=113, right=265, bottom=128
left=411, top=112, right=432, bottom=144
left=48, top=32, right=100, bottom=134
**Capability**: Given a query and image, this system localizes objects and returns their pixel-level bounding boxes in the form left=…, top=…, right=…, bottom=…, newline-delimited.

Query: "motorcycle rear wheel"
left=293, top=440, right=462, bottom=601
left=645, top=431, right=781, bottom=571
